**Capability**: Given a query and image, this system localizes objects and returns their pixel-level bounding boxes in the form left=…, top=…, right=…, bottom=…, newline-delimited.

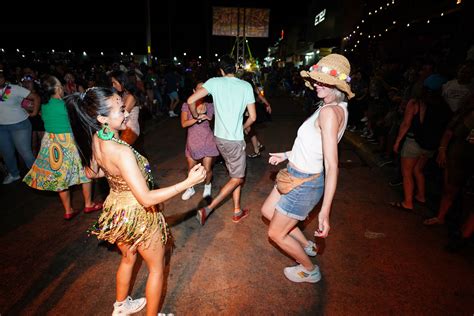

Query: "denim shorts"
left=276, top=165, right=324, bottom=221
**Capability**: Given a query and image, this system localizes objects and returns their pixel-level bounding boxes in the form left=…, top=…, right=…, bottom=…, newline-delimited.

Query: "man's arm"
left=187, top=87, right=209, bottom=118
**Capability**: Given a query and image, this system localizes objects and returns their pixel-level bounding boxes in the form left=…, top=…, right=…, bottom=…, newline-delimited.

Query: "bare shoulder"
left=97, top=139, right=135, bottom=166
left=319, top=105, right=340, bottom=121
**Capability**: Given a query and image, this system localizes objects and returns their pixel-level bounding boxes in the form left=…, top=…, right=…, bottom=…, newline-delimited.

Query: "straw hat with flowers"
left=300, top=54, right=355, bottom=99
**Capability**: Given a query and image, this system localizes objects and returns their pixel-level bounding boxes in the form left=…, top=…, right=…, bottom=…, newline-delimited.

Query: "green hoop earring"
left=97, top=123, right=114, bottom=140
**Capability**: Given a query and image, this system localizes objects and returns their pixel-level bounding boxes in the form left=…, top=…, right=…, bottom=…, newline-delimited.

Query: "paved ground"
left=1, top=95, right=473, bottom=315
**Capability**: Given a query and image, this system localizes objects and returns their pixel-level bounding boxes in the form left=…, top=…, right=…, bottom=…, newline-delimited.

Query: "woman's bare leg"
left=261, top=187, right=312, bottom=249
left=138, top=234, right=166, bottom=316
left=116, top=242, right=138, bottom=301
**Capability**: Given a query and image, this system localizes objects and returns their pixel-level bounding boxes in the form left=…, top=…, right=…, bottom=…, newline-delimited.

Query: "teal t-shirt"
left=41, top=98, right=72, bottom=133
left=202, top=77, right=255, bottom=141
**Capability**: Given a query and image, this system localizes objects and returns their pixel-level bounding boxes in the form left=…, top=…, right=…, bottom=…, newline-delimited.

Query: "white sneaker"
left=203, top=183, right=212, bottom=198
left=169, top=111, right=178, bottom=118
left=304, top=241, right=318, bottom=257
left=112, top=296, right=146, bottom=315
left=181, top=187, right=195, bottom=200
left=283, top=264, right=321, bottom=283
left=2, top=174, right=21, bottom=185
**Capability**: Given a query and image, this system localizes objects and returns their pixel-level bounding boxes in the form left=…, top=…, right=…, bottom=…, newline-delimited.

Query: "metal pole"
left=145, top=0, right=152, bottom=65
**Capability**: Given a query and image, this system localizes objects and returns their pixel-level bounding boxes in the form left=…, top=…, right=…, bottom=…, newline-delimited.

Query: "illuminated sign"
left=314, top=9, right=326, bottom=26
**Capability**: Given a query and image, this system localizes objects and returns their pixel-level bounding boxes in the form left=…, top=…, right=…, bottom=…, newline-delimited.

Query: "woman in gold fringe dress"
left=65, top=87, right=206, bottom=316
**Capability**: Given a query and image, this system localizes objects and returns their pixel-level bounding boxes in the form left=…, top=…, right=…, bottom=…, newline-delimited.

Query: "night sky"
left=2, top=0, right=308, bottom=60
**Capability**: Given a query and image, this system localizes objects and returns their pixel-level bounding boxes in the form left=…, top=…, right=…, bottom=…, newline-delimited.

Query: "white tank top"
left=288, top=102, right=348, bottom=174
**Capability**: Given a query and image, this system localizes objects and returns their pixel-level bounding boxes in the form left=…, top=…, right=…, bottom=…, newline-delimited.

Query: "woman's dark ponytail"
left=65, top=87, right=115, bottom=167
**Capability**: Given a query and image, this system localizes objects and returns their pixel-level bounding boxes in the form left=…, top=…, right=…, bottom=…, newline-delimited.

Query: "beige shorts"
left=401, top=137, right=434, bottom=158
left=215, top=137, right=246, bottom=178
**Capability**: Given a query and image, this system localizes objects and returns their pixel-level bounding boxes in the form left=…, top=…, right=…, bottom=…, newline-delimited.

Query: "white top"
left=442, top=79, right=473, bottom=113
left=125, top=106, right=140, bottom=136
left=288, top=102, right=348, bottom=174
left=0, top=84, right=31, bottom=125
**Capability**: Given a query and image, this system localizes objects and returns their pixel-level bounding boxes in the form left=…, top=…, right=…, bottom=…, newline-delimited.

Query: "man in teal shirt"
left=188, top=55, right=256, bottom=225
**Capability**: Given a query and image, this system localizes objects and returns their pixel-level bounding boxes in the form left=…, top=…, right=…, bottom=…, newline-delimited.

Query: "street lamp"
left=183, top=52, right=187, bottom=56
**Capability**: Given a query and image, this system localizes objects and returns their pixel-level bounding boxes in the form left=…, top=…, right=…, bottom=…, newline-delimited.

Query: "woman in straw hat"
left=261, top=54, right=354, bottom=283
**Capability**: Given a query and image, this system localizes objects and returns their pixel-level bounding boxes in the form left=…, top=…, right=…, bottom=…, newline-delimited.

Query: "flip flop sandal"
left=389, top=201, right=413, bottom=211
left=423, top=217, right=443, bottom=225
left=248, top=152, right=261, bottom=158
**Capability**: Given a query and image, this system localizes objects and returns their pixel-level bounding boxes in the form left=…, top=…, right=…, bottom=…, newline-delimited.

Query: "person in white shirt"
left=442, top=62, right=474, bottom=113
left=0, top=70, right=40, bottom=184
left=261, top=54, right=354, bottom=283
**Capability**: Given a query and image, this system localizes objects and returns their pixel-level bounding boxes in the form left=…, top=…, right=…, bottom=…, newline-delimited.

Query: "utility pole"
left=145, top=0, right=152, bottom=65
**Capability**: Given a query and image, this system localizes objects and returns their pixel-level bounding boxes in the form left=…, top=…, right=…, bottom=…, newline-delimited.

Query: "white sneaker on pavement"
left=283, top=264, right=321, bottom=283
left=112, top=296, right=146, bottom=316
left=203, top=183, right=212, bottom=198
left=181, top=187, right=195, bottom=200
left=169, top=111, right=178, bottom=118
left=2, top=174, right=21, bottom=185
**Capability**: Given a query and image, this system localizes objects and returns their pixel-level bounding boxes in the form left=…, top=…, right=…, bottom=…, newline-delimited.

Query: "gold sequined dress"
left=90, top=138, right=169, bottom=249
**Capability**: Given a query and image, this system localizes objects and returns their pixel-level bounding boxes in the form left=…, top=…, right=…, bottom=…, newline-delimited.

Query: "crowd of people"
left=1, top=45, right=472, bottom=314
left=0, top=53, right=353, bottom=314
left=342, top=53, right=474, bottom=251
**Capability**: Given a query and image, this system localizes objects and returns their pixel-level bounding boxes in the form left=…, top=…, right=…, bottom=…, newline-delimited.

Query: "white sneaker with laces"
left=283, top=264, right=321, bottom=283
left=169, top=111, right=178, bottom=118
left=203, top=183, right=212, bottom=198
left=2, top=174, right=21, bottom=185
left=112, top=296, right=146, bottom=316
left=181, top=187, right=195, bottom=200
left=304, top=241, right=318, bottom=257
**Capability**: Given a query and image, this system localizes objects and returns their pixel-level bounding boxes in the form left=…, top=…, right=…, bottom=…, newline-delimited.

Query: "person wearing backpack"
left=391, top=74, right=450, bottom=211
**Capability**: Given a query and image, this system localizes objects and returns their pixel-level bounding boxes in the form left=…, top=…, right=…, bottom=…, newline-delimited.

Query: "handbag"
left=275, top=168, right=320, bottom=195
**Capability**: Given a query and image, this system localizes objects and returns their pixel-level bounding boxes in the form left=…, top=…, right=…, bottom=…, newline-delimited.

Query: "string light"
left=343, top=1, right=461, bottom=52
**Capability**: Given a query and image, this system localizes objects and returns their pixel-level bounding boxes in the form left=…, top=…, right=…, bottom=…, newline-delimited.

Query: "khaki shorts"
left=215, top=137, right=246, bottom=178
left=401, top=137, right=434, bottom=158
